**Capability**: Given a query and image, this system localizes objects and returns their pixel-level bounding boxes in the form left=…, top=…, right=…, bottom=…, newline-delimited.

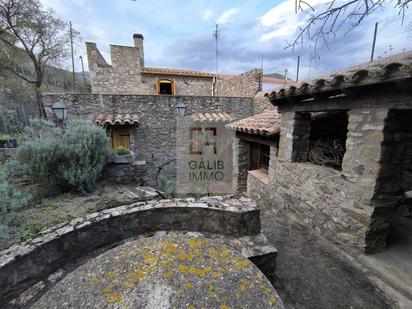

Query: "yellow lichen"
left=178, top=264, right=189, bottom=273
left=107, top=292, right=122, bottom=303
left=164, top=270, right=174, bottom=278
left=189, top=238, right=202, bottom=249
left=239, top=278, right=248, bottom=293
left=219, top=248, right=229, bottom=258
left=102, top=286, right=112, bottom=293
left=107, top=271, right=116, bottom=280
left=89, top=277, right=100, bottom=285
left=220, top=304, right=231, bottom=309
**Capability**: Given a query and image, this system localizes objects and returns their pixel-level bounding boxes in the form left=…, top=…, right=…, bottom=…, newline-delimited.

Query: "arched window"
left=156, top=79, right=175, bottom=95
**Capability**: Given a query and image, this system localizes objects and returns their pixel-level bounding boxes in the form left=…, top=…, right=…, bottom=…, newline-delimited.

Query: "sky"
left=39, top=0, right=412, bottom=80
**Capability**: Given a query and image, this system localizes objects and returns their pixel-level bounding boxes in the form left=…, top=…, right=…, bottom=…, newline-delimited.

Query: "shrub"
left=114, top=146, right=130, bottom=155
left=0, top=164, right=29, bottom=238
left=17, top=119, right=113, bottom=192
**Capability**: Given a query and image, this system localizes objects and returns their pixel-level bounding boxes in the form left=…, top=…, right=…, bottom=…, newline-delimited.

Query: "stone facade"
left=217, top=69, right=262, bottom=97
left=86, top=35, right=214, bottom=96
left=43, top=93, right=253, bottom=187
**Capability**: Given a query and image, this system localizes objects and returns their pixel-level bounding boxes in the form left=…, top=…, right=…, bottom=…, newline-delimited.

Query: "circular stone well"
left=32, top=233, right=283, bottom=309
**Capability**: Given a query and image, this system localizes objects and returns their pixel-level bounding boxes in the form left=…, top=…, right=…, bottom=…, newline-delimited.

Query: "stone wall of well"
left=43, top=94, right=253, bottom=187
left=217, top=69, right=262, bottom=97
left=0, top=196, right=261, bottom=306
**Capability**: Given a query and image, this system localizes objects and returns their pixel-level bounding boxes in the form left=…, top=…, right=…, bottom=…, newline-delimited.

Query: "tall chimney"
left=133, top=33, right=144, bottom=68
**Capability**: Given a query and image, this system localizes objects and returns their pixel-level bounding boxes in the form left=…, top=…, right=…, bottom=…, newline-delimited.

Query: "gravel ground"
left=261, top=210, right=397, bottom=309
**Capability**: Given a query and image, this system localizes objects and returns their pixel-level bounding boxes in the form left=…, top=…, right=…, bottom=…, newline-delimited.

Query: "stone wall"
left=253, top=90, right=274, bottom=114
left=257, top=107, right=411, bottom=253
left=217, top=69, right=262, bottom=97
left=0, top=148, right=15, bottom=165
left=232, top=138, right=249, bottom=192
left=103, top=161, right=147, bottom=184
left=43, top=94, right=253, bottom=187
left=270, top=109, right=391, bottom=252
left=140, top=74, right=213, bottom=96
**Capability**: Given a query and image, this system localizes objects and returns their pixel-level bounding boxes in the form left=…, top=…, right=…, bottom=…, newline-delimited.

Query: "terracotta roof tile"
left=267, top=51, right=412, bottom=105
left=226, top=110, right=281, bottom=136
left=93, top=113, right=139, bottom=126
left=190, top=112, right=232, bottom=123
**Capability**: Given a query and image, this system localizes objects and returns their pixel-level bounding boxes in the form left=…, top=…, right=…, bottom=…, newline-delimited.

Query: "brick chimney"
left=133, top=33, right=144, bottom=68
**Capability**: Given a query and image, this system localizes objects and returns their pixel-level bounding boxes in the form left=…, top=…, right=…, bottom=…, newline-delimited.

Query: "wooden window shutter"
left=156, top=77, right=160, bottom=95
left=172, top=78, right=176, bottom=95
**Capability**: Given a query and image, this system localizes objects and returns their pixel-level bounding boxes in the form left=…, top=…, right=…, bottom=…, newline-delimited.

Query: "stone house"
left=229, top=51, right=412, bottom=253
left=43, top=94, right=253, bottom=187
left=86, top=34, right=262, bottom=97
left=227, top=110, right=281, bottom=194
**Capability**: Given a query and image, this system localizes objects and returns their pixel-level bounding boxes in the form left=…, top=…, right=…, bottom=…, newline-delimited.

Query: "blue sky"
left=40, top=0, right=412, bottom=80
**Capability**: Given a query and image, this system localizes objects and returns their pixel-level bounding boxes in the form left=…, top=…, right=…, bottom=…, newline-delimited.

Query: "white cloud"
left=202, top=9, right=214, bottom=21
left=217, top=7, right=239, bottom=24
left=259, top=0, right=329, bottom=42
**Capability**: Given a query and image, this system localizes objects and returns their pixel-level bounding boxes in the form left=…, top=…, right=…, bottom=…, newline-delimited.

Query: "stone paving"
left=260, top=209, right=397, bottom=309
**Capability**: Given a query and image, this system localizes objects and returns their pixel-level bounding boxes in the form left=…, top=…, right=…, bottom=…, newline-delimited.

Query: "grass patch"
left=39, top=202, right=59, bottom=213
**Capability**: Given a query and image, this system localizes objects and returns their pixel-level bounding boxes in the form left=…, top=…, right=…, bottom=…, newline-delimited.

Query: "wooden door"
left=111, top=129, right=131, bottom=150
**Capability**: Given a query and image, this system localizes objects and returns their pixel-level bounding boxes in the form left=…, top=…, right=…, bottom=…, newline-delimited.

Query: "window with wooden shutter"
left=111, top=128, right=131, bottom=150
left=249, top=142, right=270, bottom=173
left=157, top=79, right=175, bottom=95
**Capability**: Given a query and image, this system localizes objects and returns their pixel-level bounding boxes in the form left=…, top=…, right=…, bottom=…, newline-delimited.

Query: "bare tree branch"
left=287, top=0, right=409, bottom=50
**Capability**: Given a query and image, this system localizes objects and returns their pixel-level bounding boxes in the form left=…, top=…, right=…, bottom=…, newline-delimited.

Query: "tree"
left=289, top=0, right=410, bottom=49
left=0, top=0, right=72, bottom=118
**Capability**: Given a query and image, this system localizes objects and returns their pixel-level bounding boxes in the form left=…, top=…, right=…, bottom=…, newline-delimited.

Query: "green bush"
left=114, top=146, right=130, bottom=155
left=0, top=165, right=29, bottom=238
left=17, top=119, right=113, bottom=192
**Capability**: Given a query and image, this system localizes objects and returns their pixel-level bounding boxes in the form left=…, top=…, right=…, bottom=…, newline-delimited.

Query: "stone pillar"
left=278, top=112, right=311, bottom=162
left=342, top=109, right=389, bottom=204
left=233, top=138, right=249, bottom=192
left=341, top=108, right=391, bottom=253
